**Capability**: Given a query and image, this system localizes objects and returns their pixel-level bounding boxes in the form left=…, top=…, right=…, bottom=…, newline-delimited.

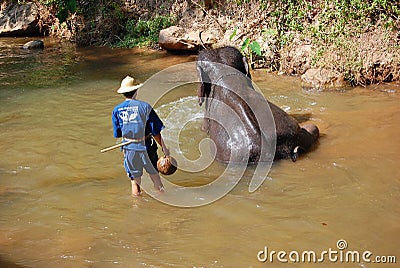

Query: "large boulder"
left=0, top=2, right=40, bottom=36
left=158, top=26, right=216, bottom=52
left=301, top=68, right=347, bottom=90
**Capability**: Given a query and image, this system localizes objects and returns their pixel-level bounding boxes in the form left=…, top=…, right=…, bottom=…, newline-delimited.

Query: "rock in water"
left=301, top=68, right=347, bottom=90
left=22, top=40, right=44, bottom=50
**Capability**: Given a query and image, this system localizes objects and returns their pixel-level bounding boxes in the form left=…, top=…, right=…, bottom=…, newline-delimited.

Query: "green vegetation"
left=32, top=0, right=174, bottom=47
left=115, top=15, right=175, bottom=48
left=230, top=26, right=262, bottom=61
left=34, top=0, right=77, bottom=23
left=234, top=0, right=399, bottom=85
left=22, top=0, right=398, bottom=85
left=257, top=0, right=399, bottom=45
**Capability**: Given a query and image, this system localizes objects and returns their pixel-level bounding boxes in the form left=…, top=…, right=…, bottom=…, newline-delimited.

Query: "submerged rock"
left=22, top=40, right=44, bottom=50
left=0, top=2, right=40, bottom=36
left=158, top=26, right=216, bottom=52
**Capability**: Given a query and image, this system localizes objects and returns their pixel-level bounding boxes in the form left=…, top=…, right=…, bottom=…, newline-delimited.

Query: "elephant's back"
left=268, top=101, right=300, bottom=136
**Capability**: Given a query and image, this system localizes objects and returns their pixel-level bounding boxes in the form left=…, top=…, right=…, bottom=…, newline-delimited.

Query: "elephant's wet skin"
left=196, top=46, right=320, bottom=163
left=197, top=46, right=252, bottom=106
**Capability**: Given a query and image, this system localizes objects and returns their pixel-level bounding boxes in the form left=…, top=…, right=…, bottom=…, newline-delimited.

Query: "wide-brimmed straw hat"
left=116, top=76, right=143, bottom=94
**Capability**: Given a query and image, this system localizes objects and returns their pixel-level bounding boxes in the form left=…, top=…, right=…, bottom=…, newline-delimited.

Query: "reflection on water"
left=0, top=37, right=399, bottom=267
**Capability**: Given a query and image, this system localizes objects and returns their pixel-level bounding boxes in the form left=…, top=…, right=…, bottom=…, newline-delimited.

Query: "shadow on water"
left=0, top=256, right=28, bottom=268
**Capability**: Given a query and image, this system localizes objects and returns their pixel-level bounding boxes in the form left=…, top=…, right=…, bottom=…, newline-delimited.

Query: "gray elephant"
left=196, top=46, right=319, bottom=163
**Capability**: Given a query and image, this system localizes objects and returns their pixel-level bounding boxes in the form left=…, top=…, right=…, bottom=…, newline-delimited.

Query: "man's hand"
left=153, top=133, right=170, bottom=156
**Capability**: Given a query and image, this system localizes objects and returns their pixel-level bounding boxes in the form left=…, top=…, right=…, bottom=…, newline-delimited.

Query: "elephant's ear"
left=242, top=56, right=251, bottom=79
left=196, top=64, right=211, bottom=106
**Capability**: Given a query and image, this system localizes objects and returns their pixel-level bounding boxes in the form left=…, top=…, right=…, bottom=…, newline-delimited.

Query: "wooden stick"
left=100, top=140, right=134, bottom=153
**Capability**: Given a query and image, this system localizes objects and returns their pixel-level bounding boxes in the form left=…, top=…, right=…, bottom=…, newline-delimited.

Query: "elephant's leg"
left=201, top=99, right=211, bottom=133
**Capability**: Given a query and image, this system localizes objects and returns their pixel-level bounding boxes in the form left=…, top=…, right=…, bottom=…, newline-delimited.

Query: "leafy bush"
left=116, top=15, right=175, bottom=48
left=235, top=0, right=400, bottom=84
left=256, top=0, right=400, bottom=46
left=37, top=0, right=77, bottom=23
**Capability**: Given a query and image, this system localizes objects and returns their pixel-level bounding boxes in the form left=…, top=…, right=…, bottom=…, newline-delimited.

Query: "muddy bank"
left=59, top=0, right=400, bottom=88
left=166, top=1, right=400, bottom=88
left=1, top=0, right=399, bottom=88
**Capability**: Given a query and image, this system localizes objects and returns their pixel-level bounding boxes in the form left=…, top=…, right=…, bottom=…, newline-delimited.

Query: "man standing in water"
left=112, top=76, right=169, bottom=196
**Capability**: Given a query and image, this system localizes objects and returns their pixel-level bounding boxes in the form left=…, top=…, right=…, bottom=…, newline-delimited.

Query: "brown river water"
left=0, top=37, right=399, bottom=267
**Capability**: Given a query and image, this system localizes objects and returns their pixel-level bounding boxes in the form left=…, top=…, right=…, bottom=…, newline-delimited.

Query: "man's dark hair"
left=123, top=90, right=137, bottom=99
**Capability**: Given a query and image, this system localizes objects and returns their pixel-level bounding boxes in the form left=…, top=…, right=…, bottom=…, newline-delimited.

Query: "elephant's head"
left=196, top=46, right=252, bottom=106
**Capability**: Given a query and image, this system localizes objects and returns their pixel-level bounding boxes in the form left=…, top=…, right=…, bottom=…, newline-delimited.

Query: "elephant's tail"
left=199, top=31, right=207, bottom=50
